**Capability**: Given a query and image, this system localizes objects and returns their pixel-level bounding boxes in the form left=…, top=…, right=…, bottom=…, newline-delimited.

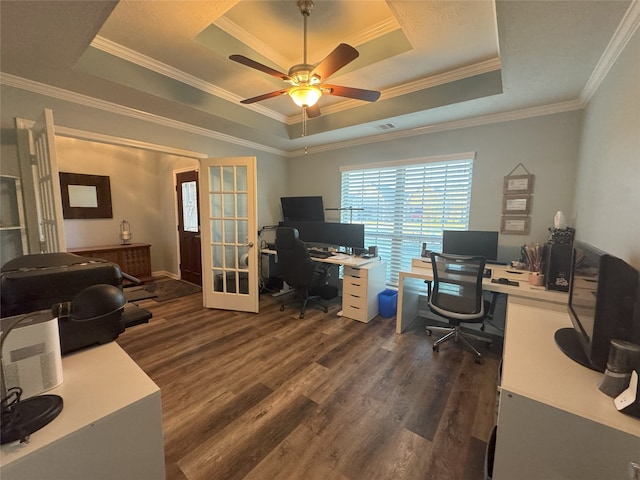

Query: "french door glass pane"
left=236, top=166, right=247, bottom=191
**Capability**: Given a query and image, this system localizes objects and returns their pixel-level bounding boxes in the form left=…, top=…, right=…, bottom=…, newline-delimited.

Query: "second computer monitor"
left=442, top=230, right=499, bottom=262
left=280, top=221, right=364, bottom=250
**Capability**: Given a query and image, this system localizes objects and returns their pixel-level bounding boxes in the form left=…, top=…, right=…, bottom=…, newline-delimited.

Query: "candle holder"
left=119, top=220, right=132, bottom=244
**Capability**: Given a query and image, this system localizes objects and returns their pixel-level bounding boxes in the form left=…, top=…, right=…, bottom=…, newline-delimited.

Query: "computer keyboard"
left=309, top=250, right=332, bottom=259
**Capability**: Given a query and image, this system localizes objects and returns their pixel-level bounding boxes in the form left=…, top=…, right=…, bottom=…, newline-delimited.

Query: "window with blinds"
left=340, top=155, right=474, bottom=285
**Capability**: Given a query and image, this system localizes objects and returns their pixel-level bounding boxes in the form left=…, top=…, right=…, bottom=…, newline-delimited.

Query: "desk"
left=0, top=342, right=165, bottom=480
left=396, top=262, right=567, bottom=333
left=261, top=248, right=377, bottom=268
left=494, top=297, right=640, bottom=479
left=261, top=249, right=386, bottom=322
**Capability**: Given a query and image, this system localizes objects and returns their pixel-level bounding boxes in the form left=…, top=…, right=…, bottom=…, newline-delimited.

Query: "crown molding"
left=1, top=72, right=583, bottom=159
left=580, top=0, right=640, bottom=103
left=93, top=36, right=501, bottom=126
left=91, top=36, right=287, bottom=123
left=290, top=99, right=584, bottom=157
left=0, top=73, right=287, bottom=157
left=290, top=57, right=502, bottom=122
left=217, top=15, right=399, bottom=68
left=215, top=16, right=292, bottom=69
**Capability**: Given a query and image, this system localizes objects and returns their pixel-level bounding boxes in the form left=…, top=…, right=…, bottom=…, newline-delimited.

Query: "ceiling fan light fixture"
left=289, top=85, right=322, bottom=108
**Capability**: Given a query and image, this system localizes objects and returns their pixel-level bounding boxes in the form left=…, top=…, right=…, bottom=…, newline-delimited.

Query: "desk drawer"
left=344, top=265, right=369, bottom=279
left=343, top=292, right=368, bottom=310
left=343, top=276, right=367, bottom=296
left=342, top=302, right=368, bottom=322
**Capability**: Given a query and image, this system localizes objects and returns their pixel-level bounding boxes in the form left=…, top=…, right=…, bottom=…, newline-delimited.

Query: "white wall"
left=574, top=28, right=640, bottom=268
left=55, top=136, right=198, bottom=273
left=287, top=111, right=582, bottom=263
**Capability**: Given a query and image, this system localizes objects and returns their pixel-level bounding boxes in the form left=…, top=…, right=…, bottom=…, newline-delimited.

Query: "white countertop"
left=0, top=342, right=160, bottom=465
left=502, top=298, right=640, bottom=437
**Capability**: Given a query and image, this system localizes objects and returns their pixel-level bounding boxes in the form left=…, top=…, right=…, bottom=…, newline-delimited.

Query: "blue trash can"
left=378, top=289, right=398, bottom=318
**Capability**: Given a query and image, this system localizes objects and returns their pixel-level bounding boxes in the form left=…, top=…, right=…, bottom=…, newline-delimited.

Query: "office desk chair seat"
left=275, top=227, right=336, bottom=319
left=425, top=252, right=493, bottom=363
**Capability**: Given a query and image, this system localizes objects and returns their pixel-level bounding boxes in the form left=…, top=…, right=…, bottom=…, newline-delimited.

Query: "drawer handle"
left=348, top=305, right=361, bottom=310
left=350, top=283, right=362, bottom=287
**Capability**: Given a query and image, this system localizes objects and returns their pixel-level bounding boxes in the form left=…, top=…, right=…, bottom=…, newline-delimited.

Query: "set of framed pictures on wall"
left=501, top=164, right=533, bottom=235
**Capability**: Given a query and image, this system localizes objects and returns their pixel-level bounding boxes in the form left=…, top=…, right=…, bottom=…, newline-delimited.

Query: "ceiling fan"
left=229, top=0, right=381, bottom=120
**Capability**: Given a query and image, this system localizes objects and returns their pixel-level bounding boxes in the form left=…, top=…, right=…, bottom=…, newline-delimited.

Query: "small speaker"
left=368, top=246, right=378, bottom=256
left=544, top=243, right=572, bottom=291
left=599, top=339, right=640, bottom=397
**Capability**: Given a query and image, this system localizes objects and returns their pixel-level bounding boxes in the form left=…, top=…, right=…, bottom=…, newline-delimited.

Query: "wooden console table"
left=68, top=243, right=152, bottom=283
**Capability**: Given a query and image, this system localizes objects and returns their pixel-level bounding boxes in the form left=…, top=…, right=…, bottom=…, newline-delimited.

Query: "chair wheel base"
left=426, top=329, right=432, bottom=336
left=299, top=313, right=305, bottom=319
left=432, top=345, right=439, bottom=352
left=474, top=356, right=484, bottom=364
left=280, top=305, right=285, bottom=311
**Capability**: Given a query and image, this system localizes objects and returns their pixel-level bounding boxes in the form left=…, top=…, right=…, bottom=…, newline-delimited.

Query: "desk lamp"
left=1, top=284, right=126, bottom=444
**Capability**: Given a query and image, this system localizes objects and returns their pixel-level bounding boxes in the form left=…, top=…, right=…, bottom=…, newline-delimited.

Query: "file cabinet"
left=342, top=260, right=386, bottom=323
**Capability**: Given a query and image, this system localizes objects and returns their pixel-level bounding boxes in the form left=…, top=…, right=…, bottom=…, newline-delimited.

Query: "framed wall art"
left=502, top=195, right=531, bottom=215
left=59, top=172, right=113, bottom=219
left=501, top=216, right=531, bottom=235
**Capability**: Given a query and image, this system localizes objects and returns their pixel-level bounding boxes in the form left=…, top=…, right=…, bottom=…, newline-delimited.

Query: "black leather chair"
left=275, top=227, right=336, bottom=318
left=425, top=252, right=494, bottom=363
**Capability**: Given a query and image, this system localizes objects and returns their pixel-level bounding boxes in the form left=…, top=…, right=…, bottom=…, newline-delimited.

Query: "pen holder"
left=528, top=272, right=545, bottom=286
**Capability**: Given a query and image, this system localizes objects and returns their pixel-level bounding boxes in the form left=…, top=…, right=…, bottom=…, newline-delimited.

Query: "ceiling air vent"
left=374, top=123, right=397, bottom=131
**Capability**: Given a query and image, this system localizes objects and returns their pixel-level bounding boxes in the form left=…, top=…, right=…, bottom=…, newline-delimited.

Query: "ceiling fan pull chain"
left=302, top=107, right=308, bottom=137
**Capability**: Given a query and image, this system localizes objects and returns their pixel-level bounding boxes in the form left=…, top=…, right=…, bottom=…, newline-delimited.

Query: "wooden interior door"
left=176, top=170, right=202, bottom=286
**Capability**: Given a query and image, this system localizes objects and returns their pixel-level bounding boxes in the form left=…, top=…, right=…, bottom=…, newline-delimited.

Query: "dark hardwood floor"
left=117, top=286, right=500, bottom=480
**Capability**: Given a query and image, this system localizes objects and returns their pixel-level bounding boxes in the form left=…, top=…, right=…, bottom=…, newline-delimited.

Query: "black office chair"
left=425, top=252, right=494, bottom=363
left=275, top=227, right=336, bottom=319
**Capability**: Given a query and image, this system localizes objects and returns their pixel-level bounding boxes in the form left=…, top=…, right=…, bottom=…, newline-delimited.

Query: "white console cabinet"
left=493, top=299, right=640, bottom=479
left=0, top=342, right=165, bottom=480
left=342, top=260, right=386, bottom=323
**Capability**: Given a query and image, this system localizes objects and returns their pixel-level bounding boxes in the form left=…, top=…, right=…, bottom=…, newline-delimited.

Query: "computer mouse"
left=498, top=277, right=510, bottom=284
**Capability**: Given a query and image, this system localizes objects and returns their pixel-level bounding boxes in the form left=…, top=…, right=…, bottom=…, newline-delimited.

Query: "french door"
left=199, top=157, right=258, bottom=313
left=16, top=108, right=66, bottom=253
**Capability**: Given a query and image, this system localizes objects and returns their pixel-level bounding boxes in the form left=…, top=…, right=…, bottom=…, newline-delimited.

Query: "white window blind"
left=340, top=156, right=473, bottom=285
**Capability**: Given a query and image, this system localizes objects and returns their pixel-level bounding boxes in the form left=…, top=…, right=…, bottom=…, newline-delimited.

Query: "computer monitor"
left=279, top=221, right=365, bottom=250
left=280, top=196, right=324, bottom=222
left=279, top=221, right=325, bottom=244
left=556, top=241, right=640, bottom=372
left=323, top=222, right=365, bottom=250
left=442, top=230, right=499, bottom=263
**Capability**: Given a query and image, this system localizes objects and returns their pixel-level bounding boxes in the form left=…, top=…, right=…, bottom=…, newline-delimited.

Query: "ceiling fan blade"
left=229, top=55, right=291, bottom=82
left=323, top=84, right=381, bottom=102
left=310, top=43, right=359, bottom=81
left=306, top=104, right=321, bottom=118
left=240, top=89, right=290, bottom=104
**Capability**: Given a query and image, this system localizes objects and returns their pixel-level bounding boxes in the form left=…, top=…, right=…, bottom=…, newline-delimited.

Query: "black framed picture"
left=59, top=172, right=113, bottom=219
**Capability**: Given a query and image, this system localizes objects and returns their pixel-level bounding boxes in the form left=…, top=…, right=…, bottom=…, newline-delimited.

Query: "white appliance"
left=1, top=311, right=63, bottom=399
